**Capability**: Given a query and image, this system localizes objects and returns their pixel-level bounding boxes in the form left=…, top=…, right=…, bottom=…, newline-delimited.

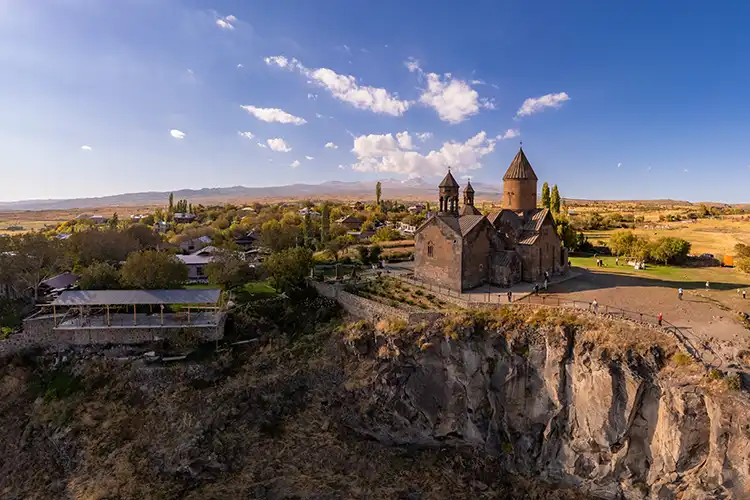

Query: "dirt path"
left=548, top=268, right=750, bottom=369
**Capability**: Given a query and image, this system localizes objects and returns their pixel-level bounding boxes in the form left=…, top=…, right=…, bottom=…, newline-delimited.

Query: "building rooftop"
left=51, top=289, right=222, bottom=306
left=439, top=170, right=459, bottom=188
left=503, top=147, right=538, bottom=181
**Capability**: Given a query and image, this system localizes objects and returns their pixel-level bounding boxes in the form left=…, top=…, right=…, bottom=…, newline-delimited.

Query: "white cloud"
left=396, top=131, right=414, bottom=150
left=265, top=55, right=410, bottom=116
left=491, top=83, right=500, bottom=90
left=267, top=138, right=292, bottom=152
left=170, top=129, right=186, bottom=139
left=407, top=61, right=491, bottom=123
left=516, top=92, right=570, bottom=117
left=325, top=142, right=338, bottom=149
left=647, top=166, right=652, bottom=171
left=460, top=175, right=473, bottom=180
left=305, top=156, right=314, bottom=160
left=257, top=142, right=267, bottom=148
left=240, top=105, right=307, bottom=125
left=470, top=79, right=485, bottom=85
left=290, top=160, right=301, bottom=168
left=497, top=129, right=520, bottom=140
left=338, top=164, right=346, bottom=169
left=307, top=93, right=318, bottom=100
left=238, top=131, right=254, bottom=140
left=416, top=132, right=433, bottom=142
left=216, top=14, right=237, bottom=30
left=351, top=130, right=496, bottom=177
left=237, top=63, right=244, bottom=68
left=80, top=145, right=92, bottom=151
left=617, top=162, right=622, bottom=168
left=683, top=169, right=689, bottom=173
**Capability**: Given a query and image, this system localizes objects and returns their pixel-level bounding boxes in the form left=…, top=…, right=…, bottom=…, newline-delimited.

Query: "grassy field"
left=584, top=218, right=750, bottom=256
left=570, top=256, right=750, bottom=287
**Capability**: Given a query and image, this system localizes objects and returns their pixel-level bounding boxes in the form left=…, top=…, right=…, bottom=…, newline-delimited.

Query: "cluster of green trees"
left=80, top=251, right=189, bottom=290
left=540, top=182, right=562, bottom=214
left=734, top=244, right=750, bottom=273
left=608, top=230, right=691, bottom=264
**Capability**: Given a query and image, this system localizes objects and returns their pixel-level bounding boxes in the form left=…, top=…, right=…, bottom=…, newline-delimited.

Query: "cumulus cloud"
left=240, top=105, right=307, bottom=125
left=497, top=129, right=520, bottom=140
left=267, top=138, right=292, bottom=152
left=257, top=142, right=267, bottom=148
left=617, top=162, right=622, bottom=168
left=351, top=131, right=496, bottom=177
left=238, top=131, right=254, bottom=140
left=305, top=156, right=314, bottom=160
left=290, top=160, right=301, bottom=168
left=80, top=145, right=92, bottom=151
left=396, top=131, right=414, bottom=150
left=325, top=142, right=338, bottom=149
left=170, top=129, right=186, bottom=139
left=407, top=60, right=492, bottom=123
left=416, top=132, right=433, bottom=142
left=265, top=55, right=410, bottom=116
left=216, top=14, right=237, bottom=30
left=516, top=92, right=570, bottom=117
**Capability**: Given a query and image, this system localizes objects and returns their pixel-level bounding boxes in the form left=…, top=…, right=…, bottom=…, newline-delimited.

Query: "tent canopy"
left=50, top=289, right=221, bottom=306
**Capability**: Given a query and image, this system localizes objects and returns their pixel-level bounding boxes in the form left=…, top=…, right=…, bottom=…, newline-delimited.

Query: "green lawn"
left=570, top=256, right=749, bottom=286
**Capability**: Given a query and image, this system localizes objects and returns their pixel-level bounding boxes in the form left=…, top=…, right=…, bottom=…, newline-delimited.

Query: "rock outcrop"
left=342, top=316, right=750, bottom=499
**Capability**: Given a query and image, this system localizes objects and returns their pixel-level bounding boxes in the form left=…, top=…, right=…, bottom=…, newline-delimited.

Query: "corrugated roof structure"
left=51, top=289, right=222, bottom=306
left=522, top=208, right=549, bottom=232
left=458, top=215, right=485, bottom=235
left=503, top=147, right=538, bottom=181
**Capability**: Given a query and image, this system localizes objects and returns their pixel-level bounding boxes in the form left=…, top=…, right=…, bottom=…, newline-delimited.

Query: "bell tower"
left=438, top=169, right=459, bottom=215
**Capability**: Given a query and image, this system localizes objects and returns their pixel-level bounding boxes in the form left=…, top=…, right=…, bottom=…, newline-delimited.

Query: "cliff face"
left=342, top=317, right=750, bottom=499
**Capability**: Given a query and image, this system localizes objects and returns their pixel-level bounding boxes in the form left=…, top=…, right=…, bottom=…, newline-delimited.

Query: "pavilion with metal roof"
left=47, top=289, right=223, bottom=329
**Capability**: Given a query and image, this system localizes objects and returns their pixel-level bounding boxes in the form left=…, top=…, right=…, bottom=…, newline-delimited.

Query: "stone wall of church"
left=414, top=221, right=462, bottom=291
left=518, top=223, right=566, bottom=282
left=502, top=179, right=537, bottom=211
left=461, top=222, right=502, bottom=290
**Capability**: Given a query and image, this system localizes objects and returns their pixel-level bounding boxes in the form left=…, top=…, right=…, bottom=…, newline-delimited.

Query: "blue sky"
left=1, top=0, right=750, bottom=203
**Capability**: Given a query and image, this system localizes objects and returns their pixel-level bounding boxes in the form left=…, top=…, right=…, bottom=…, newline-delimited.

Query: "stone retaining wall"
left=311, top=281, right=442, bottom=324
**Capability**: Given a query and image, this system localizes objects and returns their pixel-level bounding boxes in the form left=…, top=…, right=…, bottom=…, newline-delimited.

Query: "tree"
left=205, top=250, right=255, bottom=290
left=79, top=262, right=121, bottom=290
left=0, top=233, right=64, bottom=302
left=372, top=227, right=401, bottom=242
left=168, top=192, right=174, bottom=213
left=109, top=212, right=119, bottom=230
left=369, top=245, right=382, bottom=264
left=321, top=202, right=331, bottom=242
left=736, top=244, right=750, bottom=273
left=302, top=211, right=313, bottom=246
left=68, top=229, right=140, bottom=266
left=650, top=237, right=691, bottom=265
left=608, top=230, right=639, bottom=257
left=263, top=247, right=313, bottom=293
left=541, top=182, right=551, bottom=209
left=376, top=181, right=382, bottom=206
left=120, top=251, right=188, bottom=289
left=260, top=219, right=299, bottom=252
left=550, top=185, right=561, bottom=214
left=125, top=224, right=162, bottom=249
left=154, top=208, right=164, bottom=223
left=356, top=245, right=370, bottom=265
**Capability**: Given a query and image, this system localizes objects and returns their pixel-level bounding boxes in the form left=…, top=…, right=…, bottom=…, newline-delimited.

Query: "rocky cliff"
left=340, top=310, right=750, bottom=499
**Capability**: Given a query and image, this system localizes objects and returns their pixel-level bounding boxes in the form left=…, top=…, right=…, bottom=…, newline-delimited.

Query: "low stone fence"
left=0, top=313, right=226, bottom=358
left=310, top=281, right=442, bottom=324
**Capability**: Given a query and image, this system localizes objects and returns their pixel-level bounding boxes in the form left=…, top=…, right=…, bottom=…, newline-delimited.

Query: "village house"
left=397, top=221, right=417, bottom=235
left=178, top=235, right=212, bottom=254
left=336, top=214, right=364, bottom=231
left=173, top=213, right=196, bottom=224
left=298, top=207, right=320, bottom=217
left=153, top=221, right=169, bottom=233
left=175, top=246, right=218, bottom=283
left=234, top=231, right=259, bottom=250
left=413, top=147, right=568, bottom=291
left=408, top=204, right=426, bottom=214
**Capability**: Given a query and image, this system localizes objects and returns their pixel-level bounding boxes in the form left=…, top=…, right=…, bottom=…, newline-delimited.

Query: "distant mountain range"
left=0, top=178, right=504, bottom=211
left=0, top=178, right=732, bottom=212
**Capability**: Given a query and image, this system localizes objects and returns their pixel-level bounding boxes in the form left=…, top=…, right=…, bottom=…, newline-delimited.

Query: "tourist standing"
left=658, top=313, right=663, bottom=326
left=678, top=287, right=683, bottom=300
left=615, top=257, right=619, bottom=266
left=543, top=278, right=548, bottom=290
left=507, top=290, right=513, bottom=303
left=705, top=281, right=710, bottom=291
left=534, top=284, right=539, bottom=295
left=592, top=299, right=599, bottom=314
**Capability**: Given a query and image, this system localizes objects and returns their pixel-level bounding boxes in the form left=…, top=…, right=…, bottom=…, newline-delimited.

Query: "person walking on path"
left=678, top=287, right=684, bottom=300
left=507, top=290, right=513, bottom=303
left=543, top=278, right=548, bottom=291
left=658, top=313, right=663, bottom=326
left=706, top=281, right=710, bottom=291
left=592, top=299, right=599, bottom=314
left=533, top=284, right=539, bottom=295
left=615, top=257, right=619, bottom=266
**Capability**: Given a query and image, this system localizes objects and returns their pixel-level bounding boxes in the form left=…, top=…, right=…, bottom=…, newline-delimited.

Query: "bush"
left=79, top=262, right=121, bottom=290
left=672, top=352, right=693, bottom=366
left=120, top=251, right=189, bottom=289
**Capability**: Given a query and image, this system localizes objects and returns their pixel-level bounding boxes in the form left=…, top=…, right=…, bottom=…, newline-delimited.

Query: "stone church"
left=413, top=147, right=568, bottom=291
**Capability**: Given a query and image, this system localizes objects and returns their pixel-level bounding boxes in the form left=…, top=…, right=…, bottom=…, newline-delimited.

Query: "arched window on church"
left=427, top=241, right=434, bottom=258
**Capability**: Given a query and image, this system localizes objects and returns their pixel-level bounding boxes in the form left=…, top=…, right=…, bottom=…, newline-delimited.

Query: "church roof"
left=459, top=204, right=482, bottom=216
left=503, top=147, right=538, bottom=181
left=518, top=232, right=540, bottom=245
left=458, top=214, right=485, bottom=235
left=522, top=208, right=550, bottom=232
left=439, top=170, right=459, bottom=188
left=463, top=180, right=474, bottom=193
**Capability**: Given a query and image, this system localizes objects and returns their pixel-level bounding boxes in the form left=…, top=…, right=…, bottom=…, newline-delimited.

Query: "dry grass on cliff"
left=578, top=318, right=679, bottom=358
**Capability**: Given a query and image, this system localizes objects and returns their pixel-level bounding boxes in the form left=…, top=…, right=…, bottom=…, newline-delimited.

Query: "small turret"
left=438, top=170, right=459, bottom=215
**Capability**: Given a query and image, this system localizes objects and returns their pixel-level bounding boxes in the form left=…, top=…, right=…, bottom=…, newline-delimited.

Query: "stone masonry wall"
left=414, top=219, right=462, bottom=291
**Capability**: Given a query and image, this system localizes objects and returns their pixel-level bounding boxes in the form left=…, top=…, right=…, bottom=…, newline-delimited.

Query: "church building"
left=413, top=147, right=568, bottom=291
